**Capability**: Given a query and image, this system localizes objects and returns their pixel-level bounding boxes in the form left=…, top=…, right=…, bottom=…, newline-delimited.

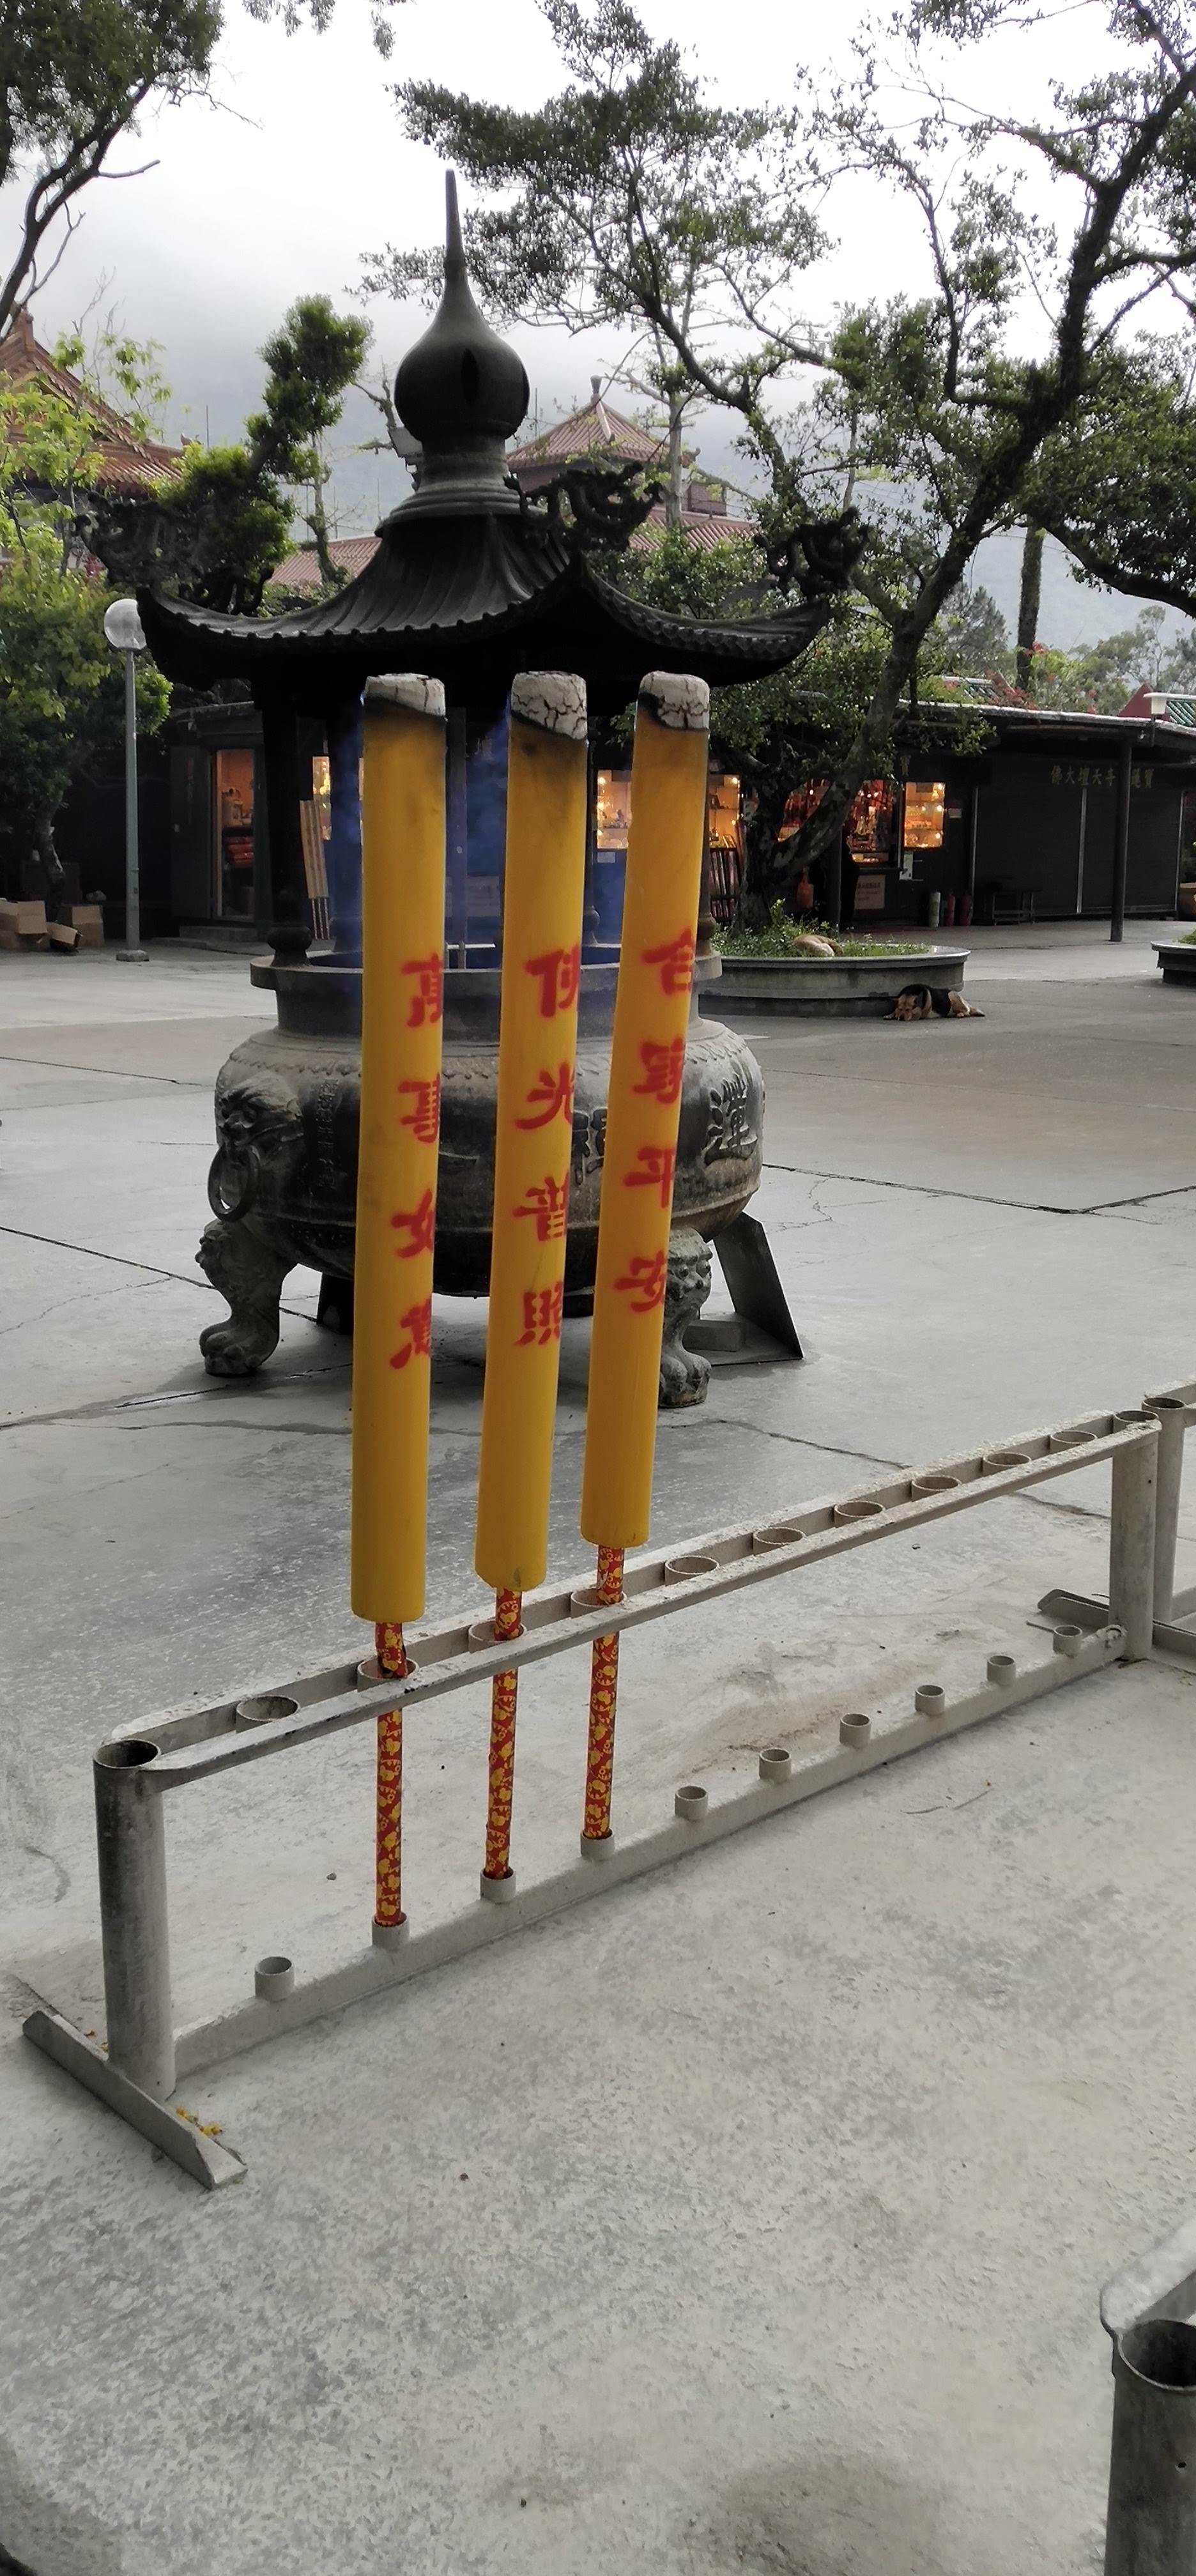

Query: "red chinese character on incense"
left=615, top=1251, right=667, bottom=1312
left=516, top=1062, right=574, bottom=1130
left=389, top=1298, right=432, bottom=1370
left=390, top=1188, right=435, bottom=1257
left=643, top=930, right=695, bottom=996
left=398, top=1076, right=441, bottom=1144
left=525, top=944, right=581, bottom=1019
left=623, top=1143, right=677, bottom=1209
left=402, top=953, right=443, bottom=1027
left=514, top=1174, right=569, bottom=1241
left=517, top=1283, right=564, bottom=1346
left=632, top=1036, right=685, bottom=1106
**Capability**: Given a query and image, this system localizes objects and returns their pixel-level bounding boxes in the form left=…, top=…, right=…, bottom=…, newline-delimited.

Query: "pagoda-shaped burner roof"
left=139, top=176, right=829, bottom=717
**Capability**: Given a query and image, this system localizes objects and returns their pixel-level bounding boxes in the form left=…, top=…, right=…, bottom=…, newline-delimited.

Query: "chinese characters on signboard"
left=1049, top=764, right=1154, bottom=789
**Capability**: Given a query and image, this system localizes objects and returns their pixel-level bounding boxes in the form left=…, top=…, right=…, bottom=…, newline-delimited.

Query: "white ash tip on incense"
left=638, top=671, right=710, bottom=732
left=510, top=671, right=588, bottom=739
left=365, top=674, right=447, bottom=720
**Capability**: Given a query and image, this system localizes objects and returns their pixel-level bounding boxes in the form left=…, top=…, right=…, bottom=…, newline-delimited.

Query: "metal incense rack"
left=26, top=1386, right=1196, bottom=2189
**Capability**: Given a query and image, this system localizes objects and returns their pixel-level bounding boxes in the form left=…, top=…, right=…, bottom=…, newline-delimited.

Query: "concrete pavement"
left=3, top=923, right=1196, bottom=2575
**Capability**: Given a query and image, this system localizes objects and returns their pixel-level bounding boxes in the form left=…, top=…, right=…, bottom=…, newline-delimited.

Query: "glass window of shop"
left=214, top=748, right=256, bottom=920
left=595, top=769, right=744, bottom=939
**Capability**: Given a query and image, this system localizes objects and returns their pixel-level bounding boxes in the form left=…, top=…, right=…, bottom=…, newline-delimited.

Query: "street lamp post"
left=103, top=598, right=149, bottom=962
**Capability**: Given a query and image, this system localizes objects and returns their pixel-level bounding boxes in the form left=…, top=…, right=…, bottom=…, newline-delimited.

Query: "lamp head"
left=103, top=599, right=146, bottom=654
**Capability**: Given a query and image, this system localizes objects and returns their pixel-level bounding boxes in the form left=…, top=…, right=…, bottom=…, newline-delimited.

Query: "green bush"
left=714, top=901, right=931, bottom=960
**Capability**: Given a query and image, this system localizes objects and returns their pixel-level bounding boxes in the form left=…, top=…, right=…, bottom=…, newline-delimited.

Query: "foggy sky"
left=1, top=0, right=1185, bottom=649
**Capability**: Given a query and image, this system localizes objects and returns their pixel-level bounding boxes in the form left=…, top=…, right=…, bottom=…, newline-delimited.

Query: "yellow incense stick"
left=351, top=675, right=447, bottom=1947
left=351, top=674, right=447, bottom=1627
left=475, top=673, right=588, bottom=1887
left=579, top=672, right=709, bottom=1843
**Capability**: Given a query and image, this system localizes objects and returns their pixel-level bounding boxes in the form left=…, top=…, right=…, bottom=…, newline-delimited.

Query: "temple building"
left=0, top=309, right=181, bottom=497
left=267, top=379, right=753, bottom=597
left=146, top=179, right=824, bottom=956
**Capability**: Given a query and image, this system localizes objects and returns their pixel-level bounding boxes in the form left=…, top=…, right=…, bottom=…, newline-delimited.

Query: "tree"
left=84, top=292, right=367, bottom=610
left=1160, top=624, right=1196, bottom=689
left=0, top=2, right=219, bottom=342
left=364, top=0, right=822, bottom=526
left=156, top=443, right=295, bottom=611
left=599, top=522, right=766, bottom=625
left=937, top=581, right=1009, bottom=673
left=391, top=0, right=1196, bottom=917
left=0, top=0, right=402, bottom=349
left=249, top=293, right=369, bottom=588
left=1016, top=528, right=1045, bottom=696
left=1016, top=608, right=1193, bottom=710
left=244, top=0, right=404, bottom=47
left=1070, top=610, right=1173, bottom=705
left=1022, top=344, right=1196, bottom=627
left=0, top=366, right=169, bottom=890
left=611, top=528, right=967, bottom=917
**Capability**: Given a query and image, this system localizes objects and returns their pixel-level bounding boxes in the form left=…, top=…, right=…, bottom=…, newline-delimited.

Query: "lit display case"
left=215, top=747, right=256, bottom=921
left=847, top=778, right=893, bottom=861
left=902, top=780, right=946, bottom=850
left=595, top=769, right=632, bottom=848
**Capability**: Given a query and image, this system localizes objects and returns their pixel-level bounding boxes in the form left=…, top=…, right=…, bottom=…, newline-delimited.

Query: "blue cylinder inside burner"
left=457, top=705, right=507, bottom=960
left=325, top=700, right=364, bottom=960
left=323, top=698, right=627, bottom=967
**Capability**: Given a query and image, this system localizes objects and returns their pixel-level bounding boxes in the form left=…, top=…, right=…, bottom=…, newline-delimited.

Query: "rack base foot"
left=23, top=2009, right=246, bottom=2191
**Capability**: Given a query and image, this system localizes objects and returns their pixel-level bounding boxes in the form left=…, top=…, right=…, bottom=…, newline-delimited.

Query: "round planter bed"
left=1153, top=942, right=1196, bottom=984
left=704, top=946, right=970, bottom=1018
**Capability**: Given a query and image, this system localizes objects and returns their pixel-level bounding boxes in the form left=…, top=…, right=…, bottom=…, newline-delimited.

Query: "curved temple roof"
left=140, top=176, right=828, bottom=716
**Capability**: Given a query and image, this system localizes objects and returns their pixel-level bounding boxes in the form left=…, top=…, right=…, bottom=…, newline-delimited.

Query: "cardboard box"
left=70, top=905, right=104, bottom=947
left=47, top=920, right=79, bottom=951
left=0, top=897, right=48, bottom=942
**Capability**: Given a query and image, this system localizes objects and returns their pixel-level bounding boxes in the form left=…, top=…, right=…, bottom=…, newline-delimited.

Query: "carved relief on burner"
left=702, top=1061, right=758, bottom=1164
left=571, top=1101, right=608, bottom=1191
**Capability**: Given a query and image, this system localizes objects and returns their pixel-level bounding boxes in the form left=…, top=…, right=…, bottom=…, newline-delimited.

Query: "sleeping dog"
left=891, top=985, right=984, bottom=1020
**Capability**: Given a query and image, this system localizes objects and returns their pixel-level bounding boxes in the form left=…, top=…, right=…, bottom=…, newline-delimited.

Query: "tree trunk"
left=768, top=638, right=920, bottom=894
left=307, top=477, right=345, bottom=591
left=736, top=766, right=798, bottom=928
left=1016, top=526, right=1044, bottom=696
left=31, top=803, right=67, bottom=915
left=759, top=523, right=994, bottom=893
left=735, top=769, right=852, bottom=933
left=665, top=395, right=686, bottom=530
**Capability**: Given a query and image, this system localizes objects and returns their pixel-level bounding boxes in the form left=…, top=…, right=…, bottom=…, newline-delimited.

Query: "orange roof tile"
left=267, top=533, right=382, bottom=590
left=631, top=503, right=756, bottom=553
left=507, top=380, right=671, bottom=471
left=270, top=502, right=759, bottom=595
left=0, top=309, right=181, bottom=493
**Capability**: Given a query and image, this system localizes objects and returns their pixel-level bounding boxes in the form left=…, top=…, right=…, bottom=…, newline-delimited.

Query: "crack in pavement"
left=0, top=1218, right=217, bottom=1288
left=116, top=1416, right=348, bottom=1438
left=695, top=1409, right=1116, bottom=1524
left=763, top=1160, right=1196, bottom=1216
left=697, top=1414, right=907, bottom=1470
left=2, top=1363, right=352, bottom=1434
left=0, top=1047, right=213, bottom=1091
left=0, top=1218, right=323, bottom=1334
